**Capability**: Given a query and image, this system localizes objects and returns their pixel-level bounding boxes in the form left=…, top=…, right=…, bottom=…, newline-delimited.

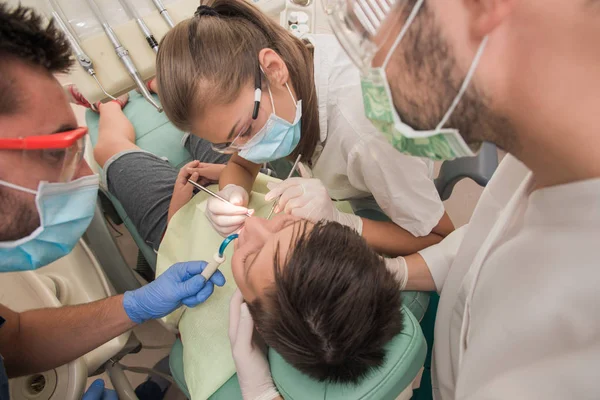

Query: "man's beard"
left=387, top=1, right=518, bottom=153
left=0, top=186, right=40, bottom=242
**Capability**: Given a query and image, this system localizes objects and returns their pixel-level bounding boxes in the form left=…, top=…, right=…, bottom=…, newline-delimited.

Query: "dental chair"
left=86, top=89, right=433, bottom=399
left=170, top=308, right=426, bottom=400
left=87, top=90, right=192, bottom=273
left=2, top=232, right=142, bottom=400
left=83, top=71, right=498, bottom=400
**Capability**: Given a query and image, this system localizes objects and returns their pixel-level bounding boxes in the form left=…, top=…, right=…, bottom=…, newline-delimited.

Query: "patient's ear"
left=259, top=48, right=290, bottom=87
left=464, top=0, right=516, bottom=38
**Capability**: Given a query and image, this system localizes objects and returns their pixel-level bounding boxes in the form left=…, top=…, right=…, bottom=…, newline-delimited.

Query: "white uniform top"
left=419, top=154, right=600, bottom=399
left=309, top=35, right=444, bottom=237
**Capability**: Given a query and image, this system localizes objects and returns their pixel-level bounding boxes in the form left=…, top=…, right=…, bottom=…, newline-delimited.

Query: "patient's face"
left=232, top=215, right=309, bottom=302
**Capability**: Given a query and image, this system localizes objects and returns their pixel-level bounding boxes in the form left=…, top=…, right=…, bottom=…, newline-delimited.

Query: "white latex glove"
left=206, top=184, right=252, bottom=237
left=229, top=290, right=280, bottom=400
left=265, top=178, right=363, bottom=234
left=385, top=256, right=408, bottom=291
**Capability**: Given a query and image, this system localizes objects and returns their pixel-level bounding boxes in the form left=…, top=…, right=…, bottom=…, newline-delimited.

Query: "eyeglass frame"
left=211, top=65, right=263, bottom=154
left=0, top=127, right=89, bottom=182
left=0, top=127, right=88, bottom=150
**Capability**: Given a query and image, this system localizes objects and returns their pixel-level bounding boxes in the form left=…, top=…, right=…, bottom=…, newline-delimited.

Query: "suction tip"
left=218, top=234, right=239, bottom=257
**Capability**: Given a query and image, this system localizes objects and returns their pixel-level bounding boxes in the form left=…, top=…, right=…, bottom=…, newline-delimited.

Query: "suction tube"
left=200, top=234, right=239, bottom=280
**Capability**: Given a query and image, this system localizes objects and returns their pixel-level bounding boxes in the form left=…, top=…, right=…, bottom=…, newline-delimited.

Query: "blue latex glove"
left=123, top=261, right=226, bottom=324
left=82, top=379, right=118, bottom=400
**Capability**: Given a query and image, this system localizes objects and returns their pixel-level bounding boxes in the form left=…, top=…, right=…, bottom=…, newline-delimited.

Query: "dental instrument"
left=85, top=0, right=163, bottom=112
left=151, top=0, right=175, bottom=28
left=48, top=0, right=117, bottom=101
left=187, top=179, right=252, bottom=217
left=201, top=234, right=238, bottom=280
left=267, top=153, right=302, bottom=219
left=118, top=0, right=159, bottom=53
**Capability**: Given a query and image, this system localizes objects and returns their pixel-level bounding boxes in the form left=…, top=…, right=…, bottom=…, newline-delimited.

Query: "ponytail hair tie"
left=195, top=5, right=219, bottom=17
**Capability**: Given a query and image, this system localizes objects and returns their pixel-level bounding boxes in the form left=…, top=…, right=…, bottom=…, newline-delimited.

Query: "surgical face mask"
left=359, top=0, right=488, bottom=161
left=0, top=174, right=99, bottom=272
left=238, top=83, right=302, bottom=164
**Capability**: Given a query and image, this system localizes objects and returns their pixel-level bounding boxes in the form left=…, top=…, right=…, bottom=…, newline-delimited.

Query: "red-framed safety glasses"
left=0, top=127, right=88, bottom=182
left=0, top=127, right=88, bottom=150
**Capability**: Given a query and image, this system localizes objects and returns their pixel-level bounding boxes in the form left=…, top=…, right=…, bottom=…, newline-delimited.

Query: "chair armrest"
left=434, top=142, right=499, bottom=201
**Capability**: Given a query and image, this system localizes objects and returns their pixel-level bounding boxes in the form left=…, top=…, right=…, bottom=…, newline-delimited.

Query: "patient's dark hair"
left=0, top=3, right=73, bottom=115
left=247, top=221, right=403, bottom=384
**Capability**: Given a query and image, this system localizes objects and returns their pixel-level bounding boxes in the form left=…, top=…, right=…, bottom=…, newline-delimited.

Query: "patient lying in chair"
left=230, top=214, right=403, bottom=384
left=78, top=85, right=405, bottom=393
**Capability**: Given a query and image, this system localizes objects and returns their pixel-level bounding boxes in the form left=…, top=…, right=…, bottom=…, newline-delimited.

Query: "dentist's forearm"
left=361, top=218, right=445, bottom=257
left=219, top=154, right=261, bottom=195
left=361, top=212, right=454, bottom=257
left=432, top=212, right=455, bottom=237
left=0, top=295, right=135, bottom=378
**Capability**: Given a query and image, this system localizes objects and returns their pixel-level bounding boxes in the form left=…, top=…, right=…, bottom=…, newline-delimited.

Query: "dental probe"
left=151, top=0, right=175, bottom=28
left=47, top=0, right=117, bottom=101
left=201, top=234, right=238, bottom=280
left=118, top=0, right=159, bottom=53
left=267, top=154, right=302, bottom=219
left=85, top=0, right=163, bottom=112
left=187, top=179, right=253, bottom=217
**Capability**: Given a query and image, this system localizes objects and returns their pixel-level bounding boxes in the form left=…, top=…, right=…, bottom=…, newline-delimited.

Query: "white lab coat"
left=419, top=154, right=600, bottom=399
left=309, top=35, right=444, bottom=237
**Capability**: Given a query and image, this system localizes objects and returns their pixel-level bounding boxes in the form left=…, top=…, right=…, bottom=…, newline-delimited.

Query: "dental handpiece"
left=85, top=0, right=163, bottom=112
left=118, top=0, right=159, bottom=53
left=267, top=154, right=302, bottom=219
left=201, top=234, right=239, bottom=280
left=151, top=0, right=175, bottom=28
left=48, top=0, right=116, bottom=100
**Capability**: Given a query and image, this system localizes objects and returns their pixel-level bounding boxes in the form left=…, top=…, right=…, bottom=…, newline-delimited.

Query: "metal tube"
left=85, top=0, right=162, bottom=111
left=267, top=154, right=302, bottom=219
left=187, top=179, right=252, bottom=217
left=48, top=0, right=81, bottom=51
left=151, top=0, right=175, bottom=28
left=118, top=0, right=159, bottom=53
left=105, top=360, right=138, bottom=400
left=47, top=0, right=116, bottom=100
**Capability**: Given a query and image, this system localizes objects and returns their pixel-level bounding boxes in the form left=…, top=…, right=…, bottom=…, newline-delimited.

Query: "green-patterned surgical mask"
left=361, top=0, right=488, bottom=161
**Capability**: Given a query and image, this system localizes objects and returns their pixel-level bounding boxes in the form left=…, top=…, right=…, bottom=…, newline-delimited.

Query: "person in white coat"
left=227, top=0, right=600, bottom=399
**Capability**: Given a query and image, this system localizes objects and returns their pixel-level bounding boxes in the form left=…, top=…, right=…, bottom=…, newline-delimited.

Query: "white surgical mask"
left=361, top=0, right=488, bottom=161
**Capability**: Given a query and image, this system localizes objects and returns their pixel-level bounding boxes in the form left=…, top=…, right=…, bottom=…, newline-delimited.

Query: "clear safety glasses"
left=212, top=65, right=264, bottom=154
left=322, top=0, right=404, bottom=74
left=0, top=127, right=88, bottom=183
